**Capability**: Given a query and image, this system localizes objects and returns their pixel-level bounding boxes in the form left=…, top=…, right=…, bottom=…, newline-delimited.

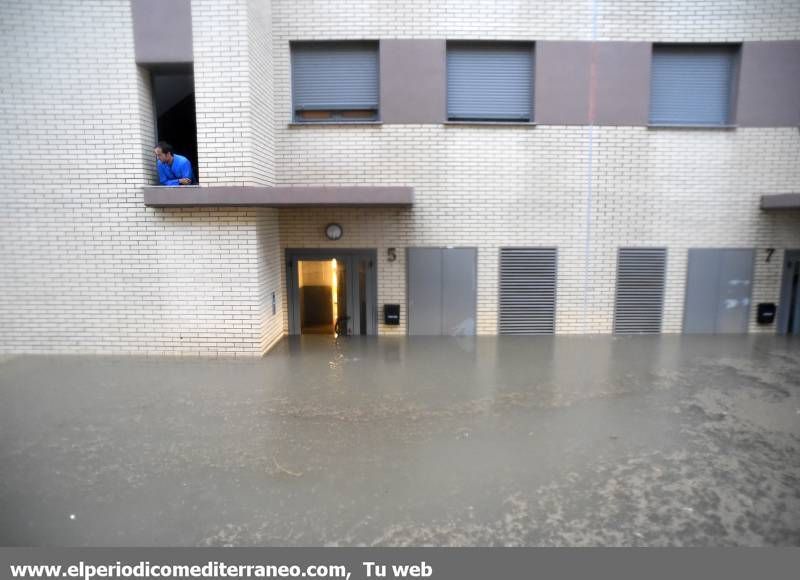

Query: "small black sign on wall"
left=757, top=303, right=776, bottom=324
left=384, top=304, right=400, bottom=325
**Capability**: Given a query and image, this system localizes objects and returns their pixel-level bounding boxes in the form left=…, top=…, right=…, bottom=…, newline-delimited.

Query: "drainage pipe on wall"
left=583, top=0, right=600, bottom=333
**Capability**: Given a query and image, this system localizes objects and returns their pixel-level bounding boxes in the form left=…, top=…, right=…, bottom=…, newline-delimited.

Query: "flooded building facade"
left=1, top=0, right=799, bottom=355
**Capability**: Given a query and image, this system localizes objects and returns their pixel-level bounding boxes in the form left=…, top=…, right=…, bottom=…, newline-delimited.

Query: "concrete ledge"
left=760, top=193, right=800, bottom=210
left=143, top=186, right=414, bottom=207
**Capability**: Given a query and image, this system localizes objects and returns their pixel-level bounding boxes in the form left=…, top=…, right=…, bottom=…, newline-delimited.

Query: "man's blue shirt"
left=157, top=154, right=193, bottom=186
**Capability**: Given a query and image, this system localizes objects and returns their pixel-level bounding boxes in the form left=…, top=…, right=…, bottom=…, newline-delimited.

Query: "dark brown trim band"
left=132, top=0, right=193, bottom=64
left=761, top=193, right=800, bottom=210
left=143, top=186, right=414, bottom=207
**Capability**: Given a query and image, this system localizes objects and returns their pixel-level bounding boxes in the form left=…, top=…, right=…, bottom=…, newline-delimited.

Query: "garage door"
left=407, top=248, right=477, bottom=336
left=684, top=249, right=754, bottom=334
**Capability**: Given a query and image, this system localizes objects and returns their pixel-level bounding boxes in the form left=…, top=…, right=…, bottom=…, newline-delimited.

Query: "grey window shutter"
left=447, top=43, right=533, bottom=121
left=499, top=248, right=557, bottom=335
left=291, top=42, right=378, bottom=112
left=614, top=248, right=667, bottom=335
left=649, top=45, right=737, bottom=125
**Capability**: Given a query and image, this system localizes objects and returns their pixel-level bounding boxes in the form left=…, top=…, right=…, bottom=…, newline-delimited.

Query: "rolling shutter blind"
left=447, top=43, right=533, bottom=121
left=649, top=45, right=737, bottom=125
left=499, top=248, right=557, bottom=335
left=614, top=248, right=667, bottom=335
left=291, top=42, right=379, bottom=112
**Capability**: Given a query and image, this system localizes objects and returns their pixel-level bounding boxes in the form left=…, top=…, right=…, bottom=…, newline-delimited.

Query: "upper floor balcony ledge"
left=760, top=193, right=800, bottom=211
left=143, top=185, right=414, bottom=208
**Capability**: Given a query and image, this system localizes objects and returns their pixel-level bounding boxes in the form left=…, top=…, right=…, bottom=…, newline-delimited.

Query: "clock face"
left=325, top=223, right=343, bottom=241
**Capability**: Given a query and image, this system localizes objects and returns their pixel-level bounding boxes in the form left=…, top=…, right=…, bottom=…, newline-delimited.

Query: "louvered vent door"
left=614, top=248, right=667, bottom=334
left=499, top=248, right=557, bottom=335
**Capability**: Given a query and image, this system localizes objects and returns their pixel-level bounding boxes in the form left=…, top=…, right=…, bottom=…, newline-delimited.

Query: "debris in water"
left=272, top=457, right=303, bottom=478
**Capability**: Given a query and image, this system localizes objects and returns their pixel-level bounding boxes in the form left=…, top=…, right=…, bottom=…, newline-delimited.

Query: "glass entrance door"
left=296, top=259, right=347, bottom=335
left=286, top=250, right=377, bottom=336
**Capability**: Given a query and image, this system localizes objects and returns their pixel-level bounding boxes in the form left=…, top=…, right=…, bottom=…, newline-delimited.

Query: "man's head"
left=154, top=141, right=174, bottom=164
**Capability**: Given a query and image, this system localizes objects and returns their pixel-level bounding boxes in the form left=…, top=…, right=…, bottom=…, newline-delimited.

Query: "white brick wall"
left=272, top=0, right=800, bottom=42
left=193, top=0, right=251, bottom=185
left=275, top=125, right=800, bottom=335
left=248, top=0, right=276, bottom=186
left=193, top=0, right=276, bottom=186
left=1, top=0, right=798, bottom=356
left=597, top=0, right=800, bottom=41
left=270, top=0, right=800, bottom=335
left=258, top=209, right=284, bottom=351
left=0, top=0, right=269, bottom=355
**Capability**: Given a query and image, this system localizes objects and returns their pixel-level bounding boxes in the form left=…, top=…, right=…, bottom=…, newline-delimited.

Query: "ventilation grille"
left=499, top=248, right=557, bottom=335
left=614, top=248, right=667, bottom=334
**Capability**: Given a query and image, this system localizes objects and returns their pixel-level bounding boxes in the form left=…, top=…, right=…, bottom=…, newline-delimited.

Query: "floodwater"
left=0, top=335, right=799, bottom=546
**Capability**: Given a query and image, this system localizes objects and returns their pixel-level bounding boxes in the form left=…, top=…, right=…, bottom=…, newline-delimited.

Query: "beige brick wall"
left=272, top=0, right=800, bottom=42
left=247, top=0, right=276, bottom=186
left=258, top=209, right=284, bottom=351
left=0, top=0, right=269, bottom=355
left=275, top=125, right=800, bottom=335
left=194, top=0, right=277, bottom=186
left=597, top=0, right=800, bottom=41
left=271, top=0, right=800, bottom=336
left=193, top=0, right=250, bottom=185
left=1, top=0, right=798, bottom=356
left=193, top=0, right=284, bottom=354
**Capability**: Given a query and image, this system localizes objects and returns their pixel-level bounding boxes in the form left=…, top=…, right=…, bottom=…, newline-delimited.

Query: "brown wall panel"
left=380, top=40, right=446, bottom=124
left=594, top=42, right=651, bottom=126
left=132, top=0, right=193, bottom=64
left=737, top=41, right=800, bottom=127
left=535, top=41, right=650, bottom=126
left=534, top=42, right=592, bottom=125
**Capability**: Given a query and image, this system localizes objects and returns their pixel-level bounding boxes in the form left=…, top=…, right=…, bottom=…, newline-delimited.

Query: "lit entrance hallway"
left=0, top=336, right=798, bottom=546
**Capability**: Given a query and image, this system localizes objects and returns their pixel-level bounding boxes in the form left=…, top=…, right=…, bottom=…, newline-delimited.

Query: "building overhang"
left=760, top=193, right=800, bottom=210
left=143, top=186, right=414, bottom=207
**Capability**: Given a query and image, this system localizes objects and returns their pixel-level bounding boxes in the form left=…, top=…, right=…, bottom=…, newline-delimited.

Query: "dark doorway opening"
left=150, top=65, right=199, bottom=183
left=778, top=250, right=800, bottom=335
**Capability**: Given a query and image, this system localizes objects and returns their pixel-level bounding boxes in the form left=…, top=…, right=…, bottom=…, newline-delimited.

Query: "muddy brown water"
left=1, top=335, right=798, bottom=546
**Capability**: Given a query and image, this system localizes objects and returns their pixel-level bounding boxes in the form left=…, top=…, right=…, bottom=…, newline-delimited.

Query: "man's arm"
left=157, top=163, right=181, bottom=186
left=174, top=157, right=194, bottom=185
